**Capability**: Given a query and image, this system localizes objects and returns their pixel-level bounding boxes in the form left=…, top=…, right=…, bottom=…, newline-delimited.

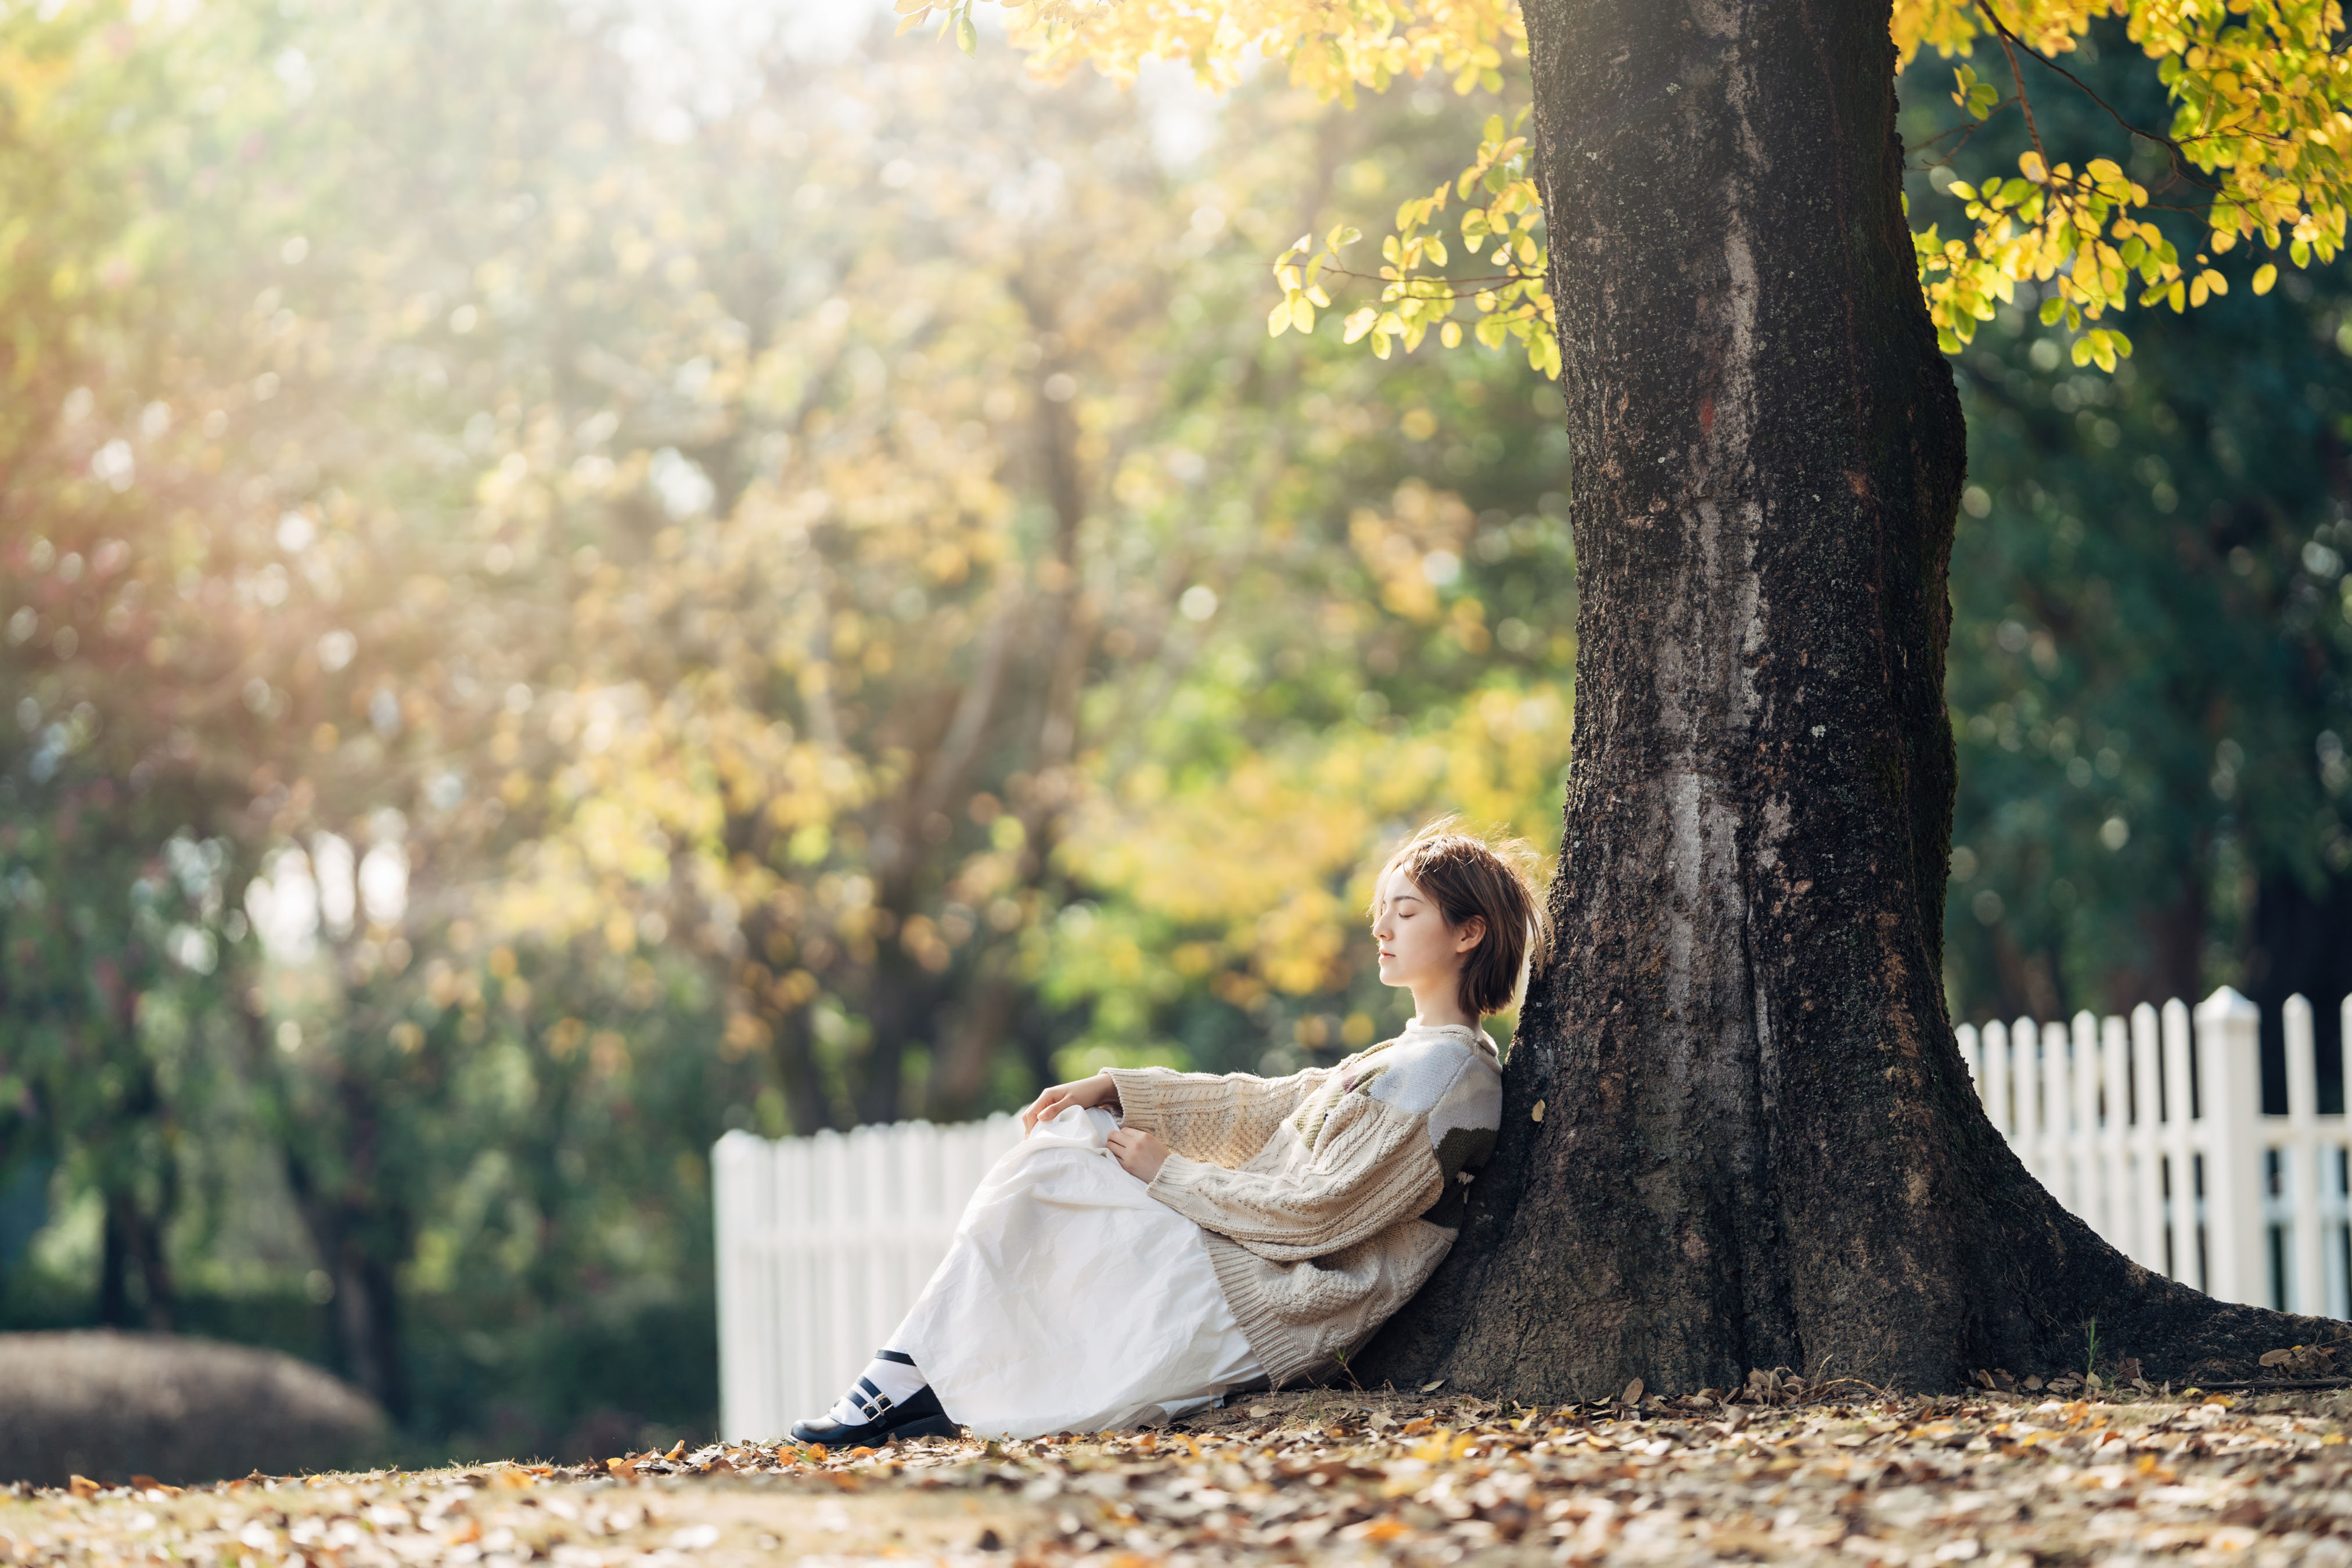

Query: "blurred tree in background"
left=1921, top=26, right=2352, bottom=1112
left=0, top=0, right=1573, bottom=1455
left=1, top=0, right=2346, bottom=1453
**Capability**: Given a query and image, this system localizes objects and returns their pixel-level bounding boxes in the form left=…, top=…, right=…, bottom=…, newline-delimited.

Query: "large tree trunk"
left=1361, top=0, right=2322, bottom=1397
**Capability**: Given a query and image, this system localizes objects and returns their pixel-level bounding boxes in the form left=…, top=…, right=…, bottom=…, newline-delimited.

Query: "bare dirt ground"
left=9, top=1381, right=2352, bottom=1565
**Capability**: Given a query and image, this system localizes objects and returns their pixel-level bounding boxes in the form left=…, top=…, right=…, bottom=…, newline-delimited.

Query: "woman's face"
left=1372, top=865, right=1477, bottom=995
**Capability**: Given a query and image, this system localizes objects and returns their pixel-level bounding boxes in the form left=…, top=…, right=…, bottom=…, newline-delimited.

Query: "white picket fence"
left=710, top=986, right=2352, bottom=1441
left=1959, top=986, right=2352, bottom=1321
left=711, top=1113, right=1023, bottom=1442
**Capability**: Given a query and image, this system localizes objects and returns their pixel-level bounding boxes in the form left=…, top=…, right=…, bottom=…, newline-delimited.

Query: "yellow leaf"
left=1440, top=319, right=1462, bottom=348
left=2254, top=262, right=2278, bottom=294
left=1291, top=295, right=1316, bottom=333
left=1267, top=300, right=1292, bottom=338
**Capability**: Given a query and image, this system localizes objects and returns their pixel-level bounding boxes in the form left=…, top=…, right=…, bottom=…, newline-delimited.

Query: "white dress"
left=886, top=1105, right=1263, bottom=1437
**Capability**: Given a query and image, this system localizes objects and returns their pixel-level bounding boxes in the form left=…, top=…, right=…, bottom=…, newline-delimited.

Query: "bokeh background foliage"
left=0, top=0, right=1577, bottom=1459
left=0, top=0, right=2347, bottom=1458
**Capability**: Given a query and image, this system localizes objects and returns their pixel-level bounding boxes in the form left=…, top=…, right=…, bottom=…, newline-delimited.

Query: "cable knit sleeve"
left=1098, top=1064, right=1332, bottom=1168
left=1140, top=1094, right=1441, bottom=1263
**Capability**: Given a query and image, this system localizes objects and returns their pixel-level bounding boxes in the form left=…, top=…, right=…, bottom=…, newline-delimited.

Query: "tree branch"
left=1970, top=0, right=2222, bottom=197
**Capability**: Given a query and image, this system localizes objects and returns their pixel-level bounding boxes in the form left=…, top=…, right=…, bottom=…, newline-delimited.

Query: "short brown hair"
left=1372, top=818, right=1552, bottom=1017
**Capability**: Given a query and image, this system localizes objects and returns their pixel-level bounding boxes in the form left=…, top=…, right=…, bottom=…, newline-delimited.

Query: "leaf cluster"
left=969, top=0, right=2352, bottom=373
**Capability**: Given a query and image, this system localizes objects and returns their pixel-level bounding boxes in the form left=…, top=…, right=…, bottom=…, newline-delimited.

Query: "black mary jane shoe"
left=790, top=1380, right=959, bottom=1447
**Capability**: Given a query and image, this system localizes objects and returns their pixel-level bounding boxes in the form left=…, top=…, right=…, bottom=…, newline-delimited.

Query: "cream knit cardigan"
left=1103, top=1021, right=1502, bottom=1389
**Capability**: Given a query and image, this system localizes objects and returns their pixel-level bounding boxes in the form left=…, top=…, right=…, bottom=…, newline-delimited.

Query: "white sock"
left=826, top=1350, right=926, bottom=1427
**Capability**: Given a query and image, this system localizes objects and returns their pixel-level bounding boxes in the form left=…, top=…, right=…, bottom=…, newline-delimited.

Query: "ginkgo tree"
left=929, top=0, right=2350, bottom=1396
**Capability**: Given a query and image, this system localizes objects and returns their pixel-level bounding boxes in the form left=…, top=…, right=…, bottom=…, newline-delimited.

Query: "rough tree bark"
left=1360, top=0, right=2328, bottom=1397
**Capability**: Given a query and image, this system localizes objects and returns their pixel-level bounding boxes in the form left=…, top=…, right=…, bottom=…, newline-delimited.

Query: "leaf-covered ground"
left=10, top=1383, right=2352, bottom=1565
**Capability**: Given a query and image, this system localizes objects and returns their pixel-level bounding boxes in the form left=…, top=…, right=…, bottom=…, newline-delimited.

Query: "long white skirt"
left=888, top=1105, right=1261, bottom=1438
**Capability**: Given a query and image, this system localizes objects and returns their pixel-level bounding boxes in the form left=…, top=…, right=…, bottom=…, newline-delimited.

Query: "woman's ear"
left=1454, top=915, right=1487, bottom=956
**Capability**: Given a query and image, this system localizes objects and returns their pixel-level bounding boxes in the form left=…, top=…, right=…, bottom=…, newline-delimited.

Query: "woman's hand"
left=1106, top=1127, right=1169, bottom=1183
left=1021, top=1073, right=1120, bottom=1134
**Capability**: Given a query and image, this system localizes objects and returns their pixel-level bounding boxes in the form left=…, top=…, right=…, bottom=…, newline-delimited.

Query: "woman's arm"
left=1102, top=1063, right=1335, bottom=1168
left=1142, top=1095, right=1443, bottom=1261
left=1022, top=1074, right=1119, bottom=1133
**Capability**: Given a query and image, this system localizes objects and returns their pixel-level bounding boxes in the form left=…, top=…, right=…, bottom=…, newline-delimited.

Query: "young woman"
left=791, top=820, right=1548, bottom=1444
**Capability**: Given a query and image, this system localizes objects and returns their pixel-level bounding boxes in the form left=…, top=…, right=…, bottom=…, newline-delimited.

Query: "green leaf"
left=956, top=10, right=977, bottom=53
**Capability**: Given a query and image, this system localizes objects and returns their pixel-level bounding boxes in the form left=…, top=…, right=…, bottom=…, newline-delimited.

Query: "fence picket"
left=2070, top=1012, right=2101, bottom=1238
left=2040, top=1019, right=2069, bottom=1207
left=2098, top=1014, right=2128, bottom=1257
left=1984, top=1020, right=2012, bottom=1141
left=2128, top=1004, right=2165, bottom=1274
left=2201, top=990, right=2264, bottom=1306
left=2285, top=996, right=2324, bottom=1317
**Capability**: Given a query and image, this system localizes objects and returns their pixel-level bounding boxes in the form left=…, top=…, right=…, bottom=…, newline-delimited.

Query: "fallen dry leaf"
left=18, top=1382, right=2352, bottom=1567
